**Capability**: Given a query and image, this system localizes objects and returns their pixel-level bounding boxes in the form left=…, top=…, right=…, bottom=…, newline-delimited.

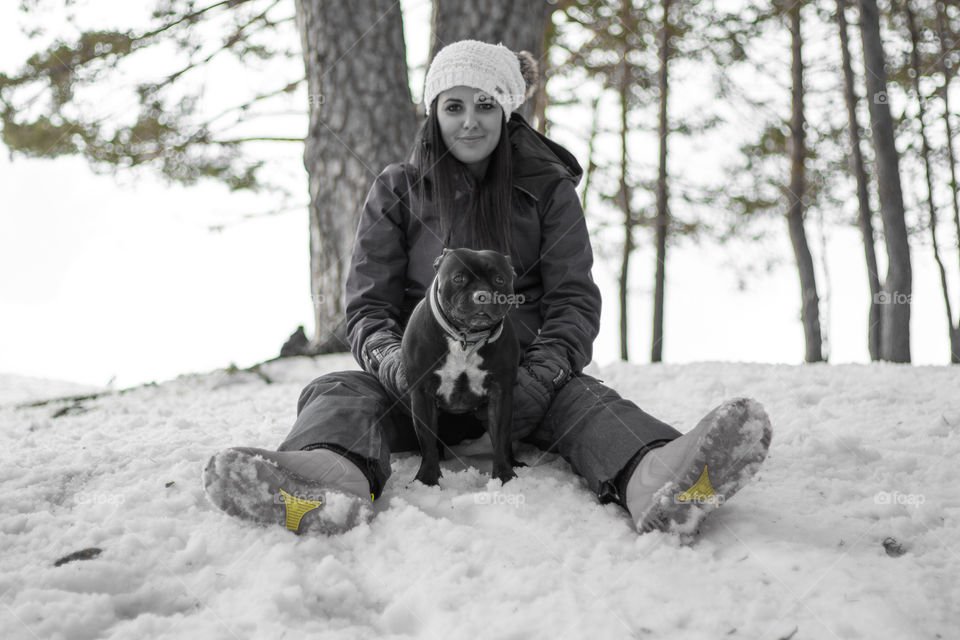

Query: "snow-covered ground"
left=0, top=373, right=103, bottom=406
left=1, top=356, right=958, bottom=639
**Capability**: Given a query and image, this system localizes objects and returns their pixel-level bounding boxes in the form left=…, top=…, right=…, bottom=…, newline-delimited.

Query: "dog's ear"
left=433, top=248, right=452, bottom=270
left=502, top=254, right=516, bottom=277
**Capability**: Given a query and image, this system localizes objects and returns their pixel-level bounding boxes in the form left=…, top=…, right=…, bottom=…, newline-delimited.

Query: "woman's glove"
left=362, top=331, right=409, bottom=401
left=511, top=349, right=570, bottom=438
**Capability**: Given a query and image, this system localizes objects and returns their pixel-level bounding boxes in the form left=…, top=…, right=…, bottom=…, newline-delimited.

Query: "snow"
left=0, top=373, right=103, bottom=406
left=1, top=356, right=958, bottom=639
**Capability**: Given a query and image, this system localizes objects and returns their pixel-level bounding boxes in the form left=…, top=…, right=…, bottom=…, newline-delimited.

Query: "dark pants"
left=278, top=370, right=681, bottom=503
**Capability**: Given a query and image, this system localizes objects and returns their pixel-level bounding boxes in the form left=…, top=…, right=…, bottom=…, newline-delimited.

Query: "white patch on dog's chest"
left=434, top=337, right=487, bottom=403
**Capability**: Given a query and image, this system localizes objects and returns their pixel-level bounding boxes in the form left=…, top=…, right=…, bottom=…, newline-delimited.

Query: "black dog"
left=402, top=248, right=521, bottom=486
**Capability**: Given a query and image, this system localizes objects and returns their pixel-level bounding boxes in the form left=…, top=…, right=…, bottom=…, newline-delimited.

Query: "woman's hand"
left=376, top=343, right=409, bottom=401
left=512, top=351, right=569, bottom=437
left=363, top=331, right=409, bottom=401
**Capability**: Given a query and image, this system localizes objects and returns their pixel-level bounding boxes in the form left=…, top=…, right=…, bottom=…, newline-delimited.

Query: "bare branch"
left=146, top=0, right=285, bottom=94
left=136, top=0, right=258, bottom=42
left=205, top=78, right=304, bottom=125
left=212, top=136, right=303, bottom=143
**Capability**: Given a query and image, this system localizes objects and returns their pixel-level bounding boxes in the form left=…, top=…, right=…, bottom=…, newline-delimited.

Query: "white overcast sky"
left=0, top=0, right=955, bottom=389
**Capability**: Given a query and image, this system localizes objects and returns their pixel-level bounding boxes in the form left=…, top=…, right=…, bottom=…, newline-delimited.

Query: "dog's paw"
left=492, top=466, right=518, bottom=484
left=414, top=467, right=442, bottom=486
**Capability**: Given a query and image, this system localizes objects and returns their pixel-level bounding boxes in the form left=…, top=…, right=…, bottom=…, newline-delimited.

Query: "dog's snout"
left=472, top=290, right=493, bottom=305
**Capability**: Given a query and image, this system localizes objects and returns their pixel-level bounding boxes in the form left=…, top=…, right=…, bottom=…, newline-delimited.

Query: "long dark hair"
left=411, top=97, right=514, bottom=255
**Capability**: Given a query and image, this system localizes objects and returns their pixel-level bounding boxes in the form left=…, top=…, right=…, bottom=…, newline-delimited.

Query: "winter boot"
left=203, top=447, right=373, bottom=535
left=625, top=398, right=772, bottom=536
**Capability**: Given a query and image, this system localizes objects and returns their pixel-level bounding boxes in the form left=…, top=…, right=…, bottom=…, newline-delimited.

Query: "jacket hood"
left=507, top=113, right=583, bottom=199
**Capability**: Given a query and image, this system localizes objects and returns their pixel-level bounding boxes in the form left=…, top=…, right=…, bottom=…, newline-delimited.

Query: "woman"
left=203, top=40, right=772, bottom=537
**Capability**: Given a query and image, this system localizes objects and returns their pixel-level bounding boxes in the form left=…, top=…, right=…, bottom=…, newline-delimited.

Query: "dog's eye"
left=494, top=275, right=505, bottom=286
left=453, top=273, right=465, bottom=283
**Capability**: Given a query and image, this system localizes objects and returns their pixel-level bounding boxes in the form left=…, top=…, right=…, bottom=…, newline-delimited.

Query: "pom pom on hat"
left=424, top=40, right=539, bottom=117
left=516, top=51, right=539, bottom=101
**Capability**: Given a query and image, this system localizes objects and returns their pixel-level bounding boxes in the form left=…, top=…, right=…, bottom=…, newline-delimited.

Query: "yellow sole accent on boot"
left=677, top=465, right=717, bottom=504
left=280, top=488, right=323, bottom=532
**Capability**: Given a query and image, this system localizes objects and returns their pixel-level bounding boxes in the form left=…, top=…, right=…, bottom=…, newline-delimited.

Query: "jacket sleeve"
left=345, top=164, right=410, bottom=373
left=526, top=177, right=602, bottom=382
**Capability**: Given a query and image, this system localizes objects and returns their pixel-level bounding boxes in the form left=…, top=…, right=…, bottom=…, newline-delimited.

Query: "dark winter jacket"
left=345, top=113, right=602, bottom=390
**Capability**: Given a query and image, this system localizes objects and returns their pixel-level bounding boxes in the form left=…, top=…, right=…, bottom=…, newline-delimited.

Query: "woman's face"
left=436, top=86, right=503, bottom=174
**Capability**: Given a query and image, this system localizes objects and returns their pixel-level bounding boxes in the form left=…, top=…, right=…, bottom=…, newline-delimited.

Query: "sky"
left=0, top=0, right=956, bottom=390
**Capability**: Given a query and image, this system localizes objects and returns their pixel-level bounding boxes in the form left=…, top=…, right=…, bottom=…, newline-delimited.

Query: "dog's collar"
left=427, top=279, right=504, bottom=350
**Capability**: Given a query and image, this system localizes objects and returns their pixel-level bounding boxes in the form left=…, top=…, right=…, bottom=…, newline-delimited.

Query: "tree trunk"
left=651, top=0, right=671, bottom=363
left=857, top=0, right=912, bottom=362
left=296, top=0, right=417, bottom=353
left=787, top=2, right=824, bottom=363
left=617, top=60, right=632, bottom=361
left=534, top=15, right=560, bottom=134
left=431, top=0, right=553, bottom=121
left=837, top=0, right=882, bottom=361
left=937, top=1, right=960, bottom=363
left=905, top=1, right=957, bottom=363
left=952, top=327, right=960, bottom=365
left=580, top=94, right=601, bottom=212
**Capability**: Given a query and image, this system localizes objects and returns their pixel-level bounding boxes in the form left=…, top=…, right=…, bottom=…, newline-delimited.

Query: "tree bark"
left=651, top=0, right=671, bottom=363
left=857, top=0, right=912, bottom=362
left=296, top=0, right=417, bottom=353
left=787, top=2, right=824, bottom=363
left=431, top=0, right=553, bottom=121
left=837, top=0, right=882, bottom=361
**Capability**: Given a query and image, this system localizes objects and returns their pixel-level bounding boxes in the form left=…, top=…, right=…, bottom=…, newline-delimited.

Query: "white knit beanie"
left=424, top=40, right=538, bottom=118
